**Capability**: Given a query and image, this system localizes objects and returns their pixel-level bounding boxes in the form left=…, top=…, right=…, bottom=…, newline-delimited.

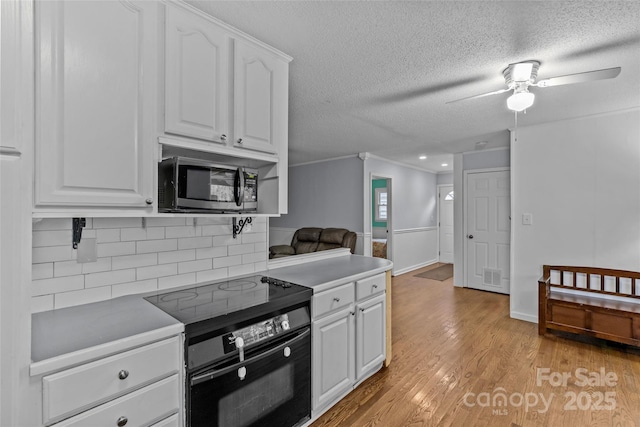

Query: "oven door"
left=188, top=327, right=311, bottom=427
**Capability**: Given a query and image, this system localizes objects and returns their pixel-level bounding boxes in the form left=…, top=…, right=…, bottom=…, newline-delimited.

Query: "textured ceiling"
left=187, top=1, right=640, bottom=172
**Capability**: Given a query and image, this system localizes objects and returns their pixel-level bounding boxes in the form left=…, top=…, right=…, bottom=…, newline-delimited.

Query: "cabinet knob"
left=117, top=416, right=128, bottom=427
left=333, top=297, right=340, bottom=302
left=350, top=311, right=355, bottom=316
left=360, top=307, right=365, bottom=312
left=118, top=370, right=129, bottom=380
left=145, top=198, right=153, bottom=205
left=372, top=284, right=378, bottom=289
left=220, top=134, right=227, bottom=141
left=237, top=138, right=243, bottom=144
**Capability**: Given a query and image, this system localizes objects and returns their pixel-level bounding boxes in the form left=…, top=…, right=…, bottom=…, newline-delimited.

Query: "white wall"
left=31, top=217, right=268, bottom=312
left=511, top=108, right=640, bottom=322
left=437, top=172, right=453, bottom=185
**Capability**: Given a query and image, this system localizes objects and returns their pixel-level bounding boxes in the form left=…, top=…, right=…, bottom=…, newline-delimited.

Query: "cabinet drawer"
left=313, top=282, right=354, bottom=318
left=152, top=413, right=180, bottom=427
left=55, top=374, right=180, bottom=427
left=43, top=336, right=180, bottom=424
left=356, top=273, right=385, bottom=301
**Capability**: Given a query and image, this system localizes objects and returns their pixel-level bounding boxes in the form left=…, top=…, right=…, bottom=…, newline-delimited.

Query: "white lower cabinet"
left=356, top=293, right=386, bottom=381
left=42, top=336, right=182, bottom=426
left=311, top=273, right=387, bottom=416
left=312, top=306, right=355, bottom=411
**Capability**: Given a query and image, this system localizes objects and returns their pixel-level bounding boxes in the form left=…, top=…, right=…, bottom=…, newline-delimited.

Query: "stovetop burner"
left=145, top=274, right=312, bottom=333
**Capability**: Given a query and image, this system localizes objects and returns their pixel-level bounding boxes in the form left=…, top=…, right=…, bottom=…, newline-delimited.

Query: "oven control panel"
left=222, top=314, right=290, bottom=353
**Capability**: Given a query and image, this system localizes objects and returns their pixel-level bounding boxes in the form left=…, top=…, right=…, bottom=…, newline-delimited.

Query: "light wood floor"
left=311, top=263, right=640, bottom=427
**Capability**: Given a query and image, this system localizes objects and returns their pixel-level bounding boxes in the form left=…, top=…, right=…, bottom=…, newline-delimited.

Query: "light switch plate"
left=522, top=213, right=533, bottom=226
left=77, top=238, right=97, bottom=263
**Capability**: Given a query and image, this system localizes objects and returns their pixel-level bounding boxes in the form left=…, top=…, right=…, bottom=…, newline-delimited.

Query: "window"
left=444, top=190, right=454, bottom=201
left=375, top=188, right=387, bottom=222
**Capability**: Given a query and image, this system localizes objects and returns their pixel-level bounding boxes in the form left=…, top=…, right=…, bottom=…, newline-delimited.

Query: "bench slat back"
left=541, top=265, right=640, bottom=299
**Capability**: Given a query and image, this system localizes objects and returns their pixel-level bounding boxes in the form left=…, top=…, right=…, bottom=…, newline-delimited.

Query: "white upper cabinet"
left=35, top=0, right=157, bottom=209
left=163, top=3, right=290, bottom=158
left=165, top=6, right=230, bottom=143
left=233, top=39, right=289, bottom=155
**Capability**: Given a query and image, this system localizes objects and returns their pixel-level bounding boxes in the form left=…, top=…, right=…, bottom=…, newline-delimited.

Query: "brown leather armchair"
left=269, top=227, right=357, bottom=259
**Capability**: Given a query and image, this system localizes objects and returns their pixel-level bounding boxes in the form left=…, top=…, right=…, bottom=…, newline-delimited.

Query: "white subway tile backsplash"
left=112, top=253, right=158, bottom=270
left=137, top=239, right=178, bottom=254
left=196, top=268, right=228, bottom=283
left=93, top=218, right=142, bottom=229
left=32, top=295, right=54, bottom=313
left=196, top=246, right=227, bottom=259
left=145, top=217, right=186, bottom=227
left=97, top=242, right=136, bottom=257
left=242, top=252, right=267, bottom=264
left=31, top=216, right=269, bottom=312
left=33, top=218, right=72, bottom=231
left=54, top=260, right=84, bottom=277
left=33, top=230, right=71, bottom=247
left=137, top=263, right=178, bottom=280
left=178, top=259, right=213, bottom=274
left=96, top=228, right=121, bottom=243
left=81, top=257, right=112, bottom=274
left=85, top=269, right=136, bottom=288
left=201, top=224, right=229, bottom=236
left=159, top=273, right=196, bottom=290
left=228, top=243, right=256, bottom=256
left=55, top=287, right=111, bottom=309
left=228, top=263, right=255, bottom=277
left=158, top=249, right=196, bottom=264
left=32, top=275, right=84, bottom=297
left=178, top=236, right=213, bottom=250
left=213, top=255, right=242, bottom=269
left=165, top=225, right=200, bottom=239
left=32, top=263, right=54, bottom=280
left=112, top=279, right=158, bottom=298
left=33, top=245, right=75, bottom=263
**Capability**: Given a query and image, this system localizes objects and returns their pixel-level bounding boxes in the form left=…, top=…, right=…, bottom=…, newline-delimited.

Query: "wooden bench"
left=538, top=265, right=640, bottom=346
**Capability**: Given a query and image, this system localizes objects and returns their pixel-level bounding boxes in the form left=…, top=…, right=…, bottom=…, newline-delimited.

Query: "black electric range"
left=145, top=274, right=313, bottom=427
left=145, top=274, right=312, bottom=340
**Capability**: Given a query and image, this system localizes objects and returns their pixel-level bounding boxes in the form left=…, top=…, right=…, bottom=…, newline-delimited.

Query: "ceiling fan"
left=447, top=61, right=621, bottom=112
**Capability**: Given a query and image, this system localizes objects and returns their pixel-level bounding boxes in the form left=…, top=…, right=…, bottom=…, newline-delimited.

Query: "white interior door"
left=465, top=170, right=510, bottom=294
left=438, top=185, right=454, bottom=264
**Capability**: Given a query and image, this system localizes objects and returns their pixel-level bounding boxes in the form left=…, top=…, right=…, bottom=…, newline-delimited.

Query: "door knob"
left=468, top=235, right=474, bottom=239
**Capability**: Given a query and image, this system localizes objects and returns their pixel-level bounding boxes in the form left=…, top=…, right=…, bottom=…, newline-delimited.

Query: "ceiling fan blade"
left=446, top=88, right=510, bottom=104
left=534, top=67, right=621, bottom=88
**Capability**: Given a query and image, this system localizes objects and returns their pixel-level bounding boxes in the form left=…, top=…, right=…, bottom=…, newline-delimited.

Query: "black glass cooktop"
left=145, top=275, right=312, bottom=335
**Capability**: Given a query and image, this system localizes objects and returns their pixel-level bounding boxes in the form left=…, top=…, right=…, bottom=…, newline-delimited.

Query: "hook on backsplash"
left=232, top=217, right=252, bottom=239
left=72, top=218, right=86, bottom=249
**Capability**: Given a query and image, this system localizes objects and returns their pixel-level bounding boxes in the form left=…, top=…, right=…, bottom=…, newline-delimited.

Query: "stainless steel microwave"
left=158, top=157, right=258, bottom=213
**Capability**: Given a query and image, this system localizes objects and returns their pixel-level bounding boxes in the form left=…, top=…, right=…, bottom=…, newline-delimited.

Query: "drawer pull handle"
left=117, top=416, right=128, bottom=427
left=333, top=297, right=340, bottom=302
left=118, top=370, right=129, bottom=380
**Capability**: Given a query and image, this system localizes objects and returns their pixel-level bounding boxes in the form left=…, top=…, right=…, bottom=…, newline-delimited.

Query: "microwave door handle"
left=190, top=327, right=310, bottom=386
left=234, top=168, right=245, bottom=207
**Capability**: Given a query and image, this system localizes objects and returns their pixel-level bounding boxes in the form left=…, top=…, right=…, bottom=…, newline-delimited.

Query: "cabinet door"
left=233, top=39, right=288, bottom=155
left=165, top=5, right=230, bottom=143
left=356, top=293, right=386, bottom=381
left=35, top=0, right=156, bottom=208
left=312, top=307, right=355, bottom=412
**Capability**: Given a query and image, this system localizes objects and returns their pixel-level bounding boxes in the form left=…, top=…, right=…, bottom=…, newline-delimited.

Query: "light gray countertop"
left=30, top=254, right=390, bottom=376
left=31, top=295, right=183, bottom=376
left=267, top=254, right=392, bottom=292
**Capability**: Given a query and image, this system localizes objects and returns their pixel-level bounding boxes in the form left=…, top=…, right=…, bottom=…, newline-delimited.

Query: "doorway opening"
left=370, top=174, right=391, bottom=261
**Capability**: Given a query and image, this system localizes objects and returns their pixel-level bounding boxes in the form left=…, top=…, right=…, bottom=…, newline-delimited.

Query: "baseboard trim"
left=393, top=259, right=438, bottom=276
left=510, top=311, right=537, bottom=324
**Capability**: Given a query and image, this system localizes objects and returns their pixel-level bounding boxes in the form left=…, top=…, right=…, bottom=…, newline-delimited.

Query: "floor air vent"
left=483, top=268, right=502, bottom=287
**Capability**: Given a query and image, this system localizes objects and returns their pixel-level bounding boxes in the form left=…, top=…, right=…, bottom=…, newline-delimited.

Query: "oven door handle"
left=190, top=327, right=310, bottom=386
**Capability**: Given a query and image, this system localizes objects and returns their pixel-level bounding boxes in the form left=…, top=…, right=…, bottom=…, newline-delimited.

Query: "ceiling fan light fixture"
left=511, top=62, right=534, bottom=82
left=507, top=90, right=535, bottom=112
